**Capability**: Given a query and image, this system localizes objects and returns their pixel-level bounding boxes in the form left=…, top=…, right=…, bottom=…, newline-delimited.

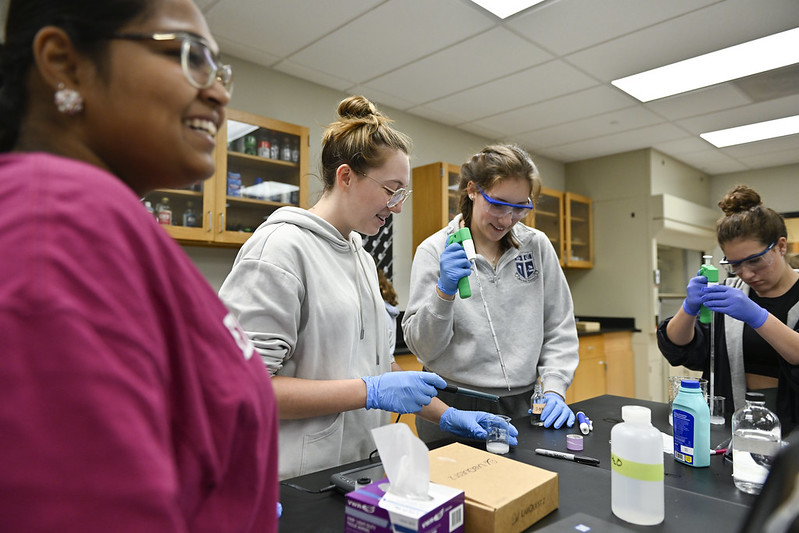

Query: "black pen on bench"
left=440, top=384, right=500, bottom=402
left=535, top=448, right=600, bottom=466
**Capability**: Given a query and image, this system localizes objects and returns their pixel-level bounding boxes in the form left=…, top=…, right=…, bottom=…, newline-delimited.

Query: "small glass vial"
left=530, top=381, right=545, bottom=427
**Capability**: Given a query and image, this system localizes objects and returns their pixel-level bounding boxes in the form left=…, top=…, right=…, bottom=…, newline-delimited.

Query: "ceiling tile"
left=566, top=0, right=799, bottom=82
left=644, top=84, right=752, bottom=121
left=472, top=85, right=636, bottom=134
left=361, top=27, right=552, bottom=105
left=506, top=0, right=717, bottom=55
left=422, top=60, right=598, bottom=123
left=205, top=0, right=382, bottom=58
left=286, top=0, right=494, bottom=84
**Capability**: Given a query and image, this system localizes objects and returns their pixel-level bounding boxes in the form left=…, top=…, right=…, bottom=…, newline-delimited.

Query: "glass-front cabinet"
left=411, top=162, right=461, bottom=255
left=141, top=109, right=309, bottom=246
left=565, top=192, right=593, bottom=268
left=531, top=187, right=564, bottom=265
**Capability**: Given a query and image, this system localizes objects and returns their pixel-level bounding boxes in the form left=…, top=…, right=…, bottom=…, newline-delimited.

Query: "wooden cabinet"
left=564, top=192, right=593, bottom=268
left=142, top=109, right=309, bottom=246
left=565, top=335, right=606, bottom=404
left=531, top=187, right=564, bottom=265
left=411, top=162, right=461, bottom=255
left=565, top=331, right=634, bottom=404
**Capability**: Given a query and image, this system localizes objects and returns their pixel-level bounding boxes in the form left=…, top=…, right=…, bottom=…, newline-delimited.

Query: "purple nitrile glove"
left=361, top=371, right=446, bottom=413
left=682, top=275, right=708, bottom=316
left=541, top=393, right=575, bottom=429
left=437, top=242, right=472, bottom=296
left=440, top=408, right=519, bottom=445
left=701, top=285, right=768, bottom=328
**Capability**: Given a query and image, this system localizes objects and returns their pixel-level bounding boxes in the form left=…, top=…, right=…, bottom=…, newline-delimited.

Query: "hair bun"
left=718, top=184, right=762, bottom=216
left=337, top=95, right=379, bottom=120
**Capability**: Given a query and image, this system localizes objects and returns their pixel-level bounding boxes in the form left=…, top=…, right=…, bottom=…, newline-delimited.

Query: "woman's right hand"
left=682, top=275, right=708, bottom=316
left=437, top=242, right=471, bottom=296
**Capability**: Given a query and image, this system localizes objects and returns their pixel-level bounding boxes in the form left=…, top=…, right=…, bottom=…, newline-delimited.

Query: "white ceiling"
left=184, top=1, right=799, bottom=174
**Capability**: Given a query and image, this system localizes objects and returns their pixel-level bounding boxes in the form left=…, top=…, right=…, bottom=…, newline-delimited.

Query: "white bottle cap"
left=621, top=405, right=651, bottom=424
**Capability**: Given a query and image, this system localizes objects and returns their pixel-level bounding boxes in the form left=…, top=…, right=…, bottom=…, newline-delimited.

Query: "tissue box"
left=429, top=443, right=558, bottom=533
left=345, top=478, right=465, bottom=533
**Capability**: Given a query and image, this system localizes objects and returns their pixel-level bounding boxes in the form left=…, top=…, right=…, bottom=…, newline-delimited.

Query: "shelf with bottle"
left=141, top=109, right=309, bottom=246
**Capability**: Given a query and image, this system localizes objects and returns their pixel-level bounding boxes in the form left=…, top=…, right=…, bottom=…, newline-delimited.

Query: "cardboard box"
left=428, top=443, right=558, bottom=533
left=575, top=321, right=601, bottom=332
left=345, top=478, right=465, bottom=533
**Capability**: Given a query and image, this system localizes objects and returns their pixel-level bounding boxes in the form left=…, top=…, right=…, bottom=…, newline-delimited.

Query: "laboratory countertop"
left=277, top=395, right=755, bottom=532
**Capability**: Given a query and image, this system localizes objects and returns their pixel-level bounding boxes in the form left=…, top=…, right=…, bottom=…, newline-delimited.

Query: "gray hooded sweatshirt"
left=219, top=207, right=391, bottom=479
left=402, top=215, right=578, bottom=400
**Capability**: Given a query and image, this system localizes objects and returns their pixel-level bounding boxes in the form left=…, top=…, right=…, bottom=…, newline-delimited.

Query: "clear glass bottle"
left=269, top=133, right=280, bottom=160
left=732, top=391, right=781, bottom=495
left=182, top=201, right=197, bottom=228
left=281, top=136, right=292, bottom=161
left=155, top=197, right=172, bottom=226
left=530, top=381, right=545, bottom=427
left=611, top=405, right=664, bottom=525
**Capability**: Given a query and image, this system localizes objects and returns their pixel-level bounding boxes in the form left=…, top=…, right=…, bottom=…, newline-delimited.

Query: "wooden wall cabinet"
left=564, top=192, right=593, bottom=268
left=411, top=162, right=461, bottom=255
left=142, top=109, right=309, bottom=246
left=530, top=187, right=564, bottom=265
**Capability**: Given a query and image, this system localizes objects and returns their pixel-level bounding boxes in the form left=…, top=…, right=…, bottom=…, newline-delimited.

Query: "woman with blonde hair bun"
left=659, top=185, right=799, bottom=432
left=220, top=96, right=507, bottom=479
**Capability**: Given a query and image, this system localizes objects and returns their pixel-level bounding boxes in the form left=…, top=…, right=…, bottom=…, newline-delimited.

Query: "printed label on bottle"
left=672, top=408, right=696, bottom=463
left=611, top=453, right=664, bottom=482
left=532, top=403, right=544, bottom=415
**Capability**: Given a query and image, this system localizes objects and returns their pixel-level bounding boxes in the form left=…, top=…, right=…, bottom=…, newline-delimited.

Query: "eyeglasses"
left=358, top=171, right=412, bottom=208
left=476, top=185, right=533, bottom=219
left=719, top=241, right=776, bottom=275
left=109, top=32, right=233, bottom=93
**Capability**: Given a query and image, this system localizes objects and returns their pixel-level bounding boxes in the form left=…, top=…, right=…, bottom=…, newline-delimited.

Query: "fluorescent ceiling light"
left=468, top=0, right=546, bottom=19
left=700, top=114, right=799, bottom=148
left=612, top=27, right=799, bottom=102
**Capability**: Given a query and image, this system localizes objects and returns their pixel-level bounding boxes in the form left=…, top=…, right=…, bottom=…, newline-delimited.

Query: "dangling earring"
left=54, top=83, right=83, bottom=115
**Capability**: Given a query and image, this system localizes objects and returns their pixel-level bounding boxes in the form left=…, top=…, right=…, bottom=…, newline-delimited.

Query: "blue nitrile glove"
left=541, top=393, right=575, bottom=429
left=439, top=408, right=519, bottom=446
left=683, top=275, right=708, bottom=316
left=701, top=285, right=768, bottom=328
left=361, top=371, right=446, bottom=413
left=437, top=241, right=472, bottom=296
left=277, top=502, right=282, bottom=519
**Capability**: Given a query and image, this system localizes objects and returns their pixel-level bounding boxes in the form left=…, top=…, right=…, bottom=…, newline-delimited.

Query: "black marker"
left=441, top=384, right=499, bottom=402
left=535, top=448, right=600, bottom=466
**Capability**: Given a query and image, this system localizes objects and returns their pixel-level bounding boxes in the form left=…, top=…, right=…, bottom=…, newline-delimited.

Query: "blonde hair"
left=320, top=95, right=411, bottom=192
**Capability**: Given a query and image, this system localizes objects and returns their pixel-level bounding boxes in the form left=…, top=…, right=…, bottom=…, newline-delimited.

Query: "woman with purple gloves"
left=658, top=185, right=799, bottom=432
left=403, top=145, right=579, bottom=442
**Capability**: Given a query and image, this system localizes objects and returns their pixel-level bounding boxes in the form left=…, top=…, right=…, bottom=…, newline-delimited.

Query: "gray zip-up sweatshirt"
left=402, top=215, right=578, bottom=398
left=218, top=207, right=391, bottom=479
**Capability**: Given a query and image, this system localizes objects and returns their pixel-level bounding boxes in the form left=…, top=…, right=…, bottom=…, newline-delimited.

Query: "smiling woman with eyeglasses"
left=0, top=0, right=278, bottom=531
left=403, top=144, right=581, bottom=441
left=658, top=185, right=799, bottom=431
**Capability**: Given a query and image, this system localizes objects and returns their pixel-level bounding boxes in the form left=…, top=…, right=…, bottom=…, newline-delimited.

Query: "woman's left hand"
left=701, top=285, right=768, bottom=328
left=440, top=408, right=519, bottom=445
left=541, top=393, right=575, bottom=429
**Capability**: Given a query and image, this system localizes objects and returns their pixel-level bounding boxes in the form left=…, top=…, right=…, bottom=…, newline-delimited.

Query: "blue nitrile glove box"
left=345, top=478, right=465, bottom=533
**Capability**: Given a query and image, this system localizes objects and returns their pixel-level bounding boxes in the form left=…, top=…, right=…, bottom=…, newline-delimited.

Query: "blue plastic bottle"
left=672, top=379, right=710, bottom=467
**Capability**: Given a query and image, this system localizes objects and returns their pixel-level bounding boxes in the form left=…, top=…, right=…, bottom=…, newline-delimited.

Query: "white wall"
left=709, top=163, right=799, bottom=214
left=185, top=56, right=566, bottom=304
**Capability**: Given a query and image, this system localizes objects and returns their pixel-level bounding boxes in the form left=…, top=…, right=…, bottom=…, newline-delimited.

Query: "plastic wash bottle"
left=672, top=379, right=710, bottom=467
left=611, top=405, right=664, bottom=525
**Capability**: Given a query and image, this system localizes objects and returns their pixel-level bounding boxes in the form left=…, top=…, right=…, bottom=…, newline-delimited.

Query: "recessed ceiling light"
left=612, top=27, right=799, bottom=102
left=700, top=114, right=799, bottom=148
left=468, top=0, right=547, bottom=19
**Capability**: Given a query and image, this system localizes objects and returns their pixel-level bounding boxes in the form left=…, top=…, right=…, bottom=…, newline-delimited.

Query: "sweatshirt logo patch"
left=515, top=253, right=539, bottom=282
